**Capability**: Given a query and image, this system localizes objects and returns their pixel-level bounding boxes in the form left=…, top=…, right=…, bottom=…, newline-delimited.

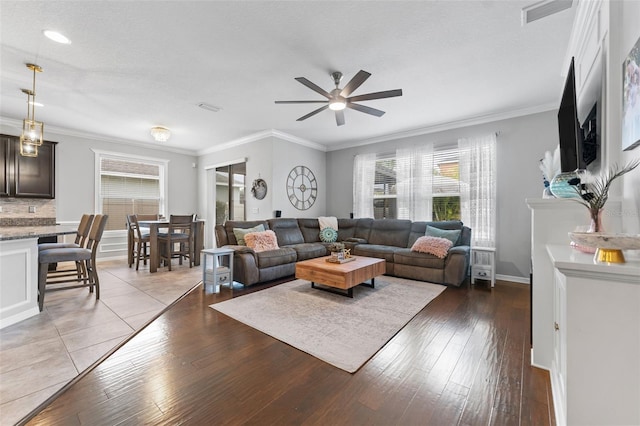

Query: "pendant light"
left=19, top=63, right=44, bottom=157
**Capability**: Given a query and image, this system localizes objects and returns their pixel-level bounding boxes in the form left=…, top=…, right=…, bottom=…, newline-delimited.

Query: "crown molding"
left=326, top=102, right=558, bottom=151
left=197, top=129, right=325, bottom=156
left=0, top=116, right=199, bottom=157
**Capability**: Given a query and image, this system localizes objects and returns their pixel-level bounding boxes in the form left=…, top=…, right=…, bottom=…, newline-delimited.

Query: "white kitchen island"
left=0, top=225, right=76, bottom=329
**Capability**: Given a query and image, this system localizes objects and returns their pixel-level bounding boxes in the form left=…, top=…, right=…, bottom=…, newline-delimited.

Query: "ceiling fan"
left=275, top=70, right=402, bottom=126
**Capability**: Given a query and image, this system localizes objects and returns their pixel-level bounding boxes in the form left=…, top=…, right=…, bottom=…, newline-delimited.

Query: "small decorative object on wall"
left=251, top=178, right=268, bottom=200
left=286, top=165, right=317, bottom=210
left=622, top=35, right=640, bottom=151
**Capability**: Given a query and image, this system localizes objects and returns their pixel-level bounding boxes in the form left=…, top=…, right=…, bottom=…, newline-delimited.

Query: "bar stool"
left=37, top=215, right=109, bottom=311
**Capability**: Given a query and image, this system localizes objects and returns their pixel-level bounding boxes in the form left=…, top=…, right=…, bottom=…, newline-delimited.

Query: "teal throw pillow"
left=233, top=224, right=265, bottom=245
left=319, top=227, right=338, bottom=243
left=425, top=225, right=461, bottom=246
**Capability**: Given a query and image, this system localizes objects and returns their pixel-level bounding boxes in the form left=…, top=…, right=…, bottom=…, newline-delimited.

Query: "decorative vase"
left=549, top=171, right=580, bottom=198
left=570, top=208, right=603, bottom=254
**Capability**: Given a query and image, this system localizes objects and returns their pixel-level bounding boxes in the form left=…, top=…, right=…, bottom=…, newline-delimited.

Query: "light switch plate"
left=29, top=206, right=36, bottom=213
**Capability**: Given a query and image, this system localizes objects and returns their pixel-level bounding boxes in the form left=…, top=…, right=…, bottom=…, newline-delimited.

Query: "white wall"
left=618, top=0, right=640, bottom=235
left=326, top=110, right=560, bottom=281
left=197, top=135, right=326, bottom=247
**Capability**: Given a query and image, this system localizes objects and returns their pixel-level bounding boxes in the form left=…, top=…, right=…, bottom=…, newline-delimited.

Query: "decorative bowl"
left=568, top=232, right=640, bottom=250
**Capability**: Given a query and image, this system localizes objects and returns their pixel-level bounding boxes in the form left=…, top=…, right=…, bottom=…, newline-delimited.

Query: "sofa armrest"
left=223, top=244, right=256, bottom=255
left=222, top=245, right=260, bottom=285
left=444, top=245, right=471, bottom=286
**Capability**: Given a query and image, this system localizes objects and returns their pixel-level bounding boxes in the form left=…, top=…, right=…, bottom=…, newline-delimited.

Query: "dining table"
left=135, top=219, right=205, bottom=273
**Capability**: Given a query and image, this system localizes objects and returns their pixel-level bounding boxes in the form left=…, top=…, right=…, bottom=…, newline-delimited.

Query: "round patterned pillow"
left=319, top=227, right=338, bottom=243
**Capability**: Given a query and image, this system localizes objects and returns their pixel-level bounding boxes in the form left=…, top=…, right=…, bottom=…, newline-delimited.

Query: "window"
left=95, top=151, right=168, bottom=231
left=371, top=147, right=460, bottom=221
left=431, top=148, right=461, bottom=222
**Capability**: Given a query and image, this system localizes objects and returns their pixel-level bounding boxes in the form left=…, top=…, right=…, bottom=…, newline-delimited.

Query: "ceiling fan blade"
left=347, top=89, right=403, bottom=103
left=297, top=105, right=329, bottom=121
left=335, top=110, right=345, bottom=126
left=347, top=102, right=385, bottom=117
left=340, top=70, right=371, bottom=97
left=295, top=77, right=331, bottom=99
left=275, top=100, right=329, bottom=104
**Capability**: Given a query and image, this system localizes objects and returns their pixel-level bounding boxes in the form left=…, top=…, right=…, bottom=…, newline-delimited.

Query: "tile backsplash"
left=0, top=198, right=56, bottom=226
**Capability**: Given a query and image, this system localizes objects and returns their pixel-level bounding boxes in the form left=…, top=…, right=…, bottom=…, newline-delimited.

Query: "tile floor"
left=0, top=258, right=202, bottom=425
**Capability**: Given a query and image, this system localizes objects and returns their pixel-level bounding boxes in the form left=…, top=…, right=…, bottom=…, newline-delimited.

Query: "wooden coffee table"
left=295, top=256, right=386, bottom=298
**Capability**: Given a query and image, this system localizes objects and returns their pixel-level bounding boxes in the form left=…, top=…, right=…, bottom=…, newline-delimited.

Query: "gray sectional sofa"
left=214, top=218, right=471, bottom=287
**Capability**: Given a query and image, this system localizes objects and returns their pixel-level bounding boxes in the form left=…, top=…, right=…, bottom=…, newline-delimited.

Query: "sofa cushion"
left=297, top=218, right=321, bottom=243
left=407, top=220, right=464, bottom=247
left=368, top=219, right=412, bottom=247
left=411, top=236, right=453, bottom=258
left=268, top=218, right=305, bottom=246
left=393, top=248, right=446, bottom=269
left=425, top=225, right=461, bottom=245
left=352, top=244, right=399, bottom=263
left=337, top=218, right=358, bottom=241
left=233, top=224, right=265, bottom=246
left=256, top=247, right=297, bottom=268
left=245, top=230, right=279, bottom=253
left=285, top=243, right=327, bottom=261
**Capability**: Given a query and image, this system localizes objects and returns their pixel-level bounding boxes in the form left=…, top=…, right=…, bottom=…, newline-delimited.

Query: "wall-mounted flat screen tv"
left=557, top=57, right=585, bottom=172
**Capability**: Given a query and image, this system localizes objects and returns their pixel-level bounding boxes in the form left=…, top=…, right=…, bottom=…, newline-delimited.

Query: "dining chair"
left=127, top=214, right=151, bottom=270
left=157, top=214, right=195, bottom=271
left=37, top=215, right=109, bottom=311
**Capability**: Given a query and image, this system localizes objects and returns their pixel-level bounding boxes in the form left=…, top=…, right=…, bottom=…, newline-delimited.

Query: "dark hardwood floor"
left=23, top=278, right=554, bottom=425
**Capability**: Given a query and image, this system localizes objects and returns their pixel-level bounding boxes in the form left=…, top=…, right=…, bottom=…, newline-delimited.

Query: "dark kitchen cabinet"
left=1, top=134, right=56, bottom=199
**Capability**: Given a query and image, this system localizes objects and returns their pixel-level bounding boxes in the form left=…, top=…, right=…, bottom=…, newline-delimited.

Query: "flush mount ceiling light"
left=43, top=30, right=71, bottom=44
left=19, top=63, right=44, bottom=157
left=150, top=126, right=171, bottom=142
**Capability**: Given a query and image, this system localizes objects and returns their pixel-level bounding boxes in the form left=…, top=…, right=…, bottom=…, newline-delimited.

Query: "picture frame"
left=622, top=35, right=640, bottom=151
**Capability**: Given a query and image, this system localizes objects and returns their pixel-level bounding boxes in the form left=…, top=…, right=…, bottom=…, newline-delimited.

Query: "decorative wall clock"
left=251, top=178, right=268, bottom=200
left=286, top=165, right=317, bottom=210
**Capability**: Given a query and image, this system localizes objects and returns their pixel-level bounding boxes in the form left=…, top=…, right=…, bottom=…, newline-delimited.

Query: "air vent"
left=522, top=0, right=573, bottom=25
left=197, top=102, right=222, bottom=112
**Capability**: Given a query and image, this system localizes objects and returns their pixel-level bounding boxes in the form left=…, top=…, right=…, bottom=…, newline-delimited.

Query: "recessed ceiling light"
left=43, top=30, right=71, bottom=44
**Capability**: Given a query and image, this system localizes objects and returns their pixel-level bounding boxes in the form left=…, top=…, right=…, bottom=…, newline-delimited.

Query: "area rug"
left=210, top=276, right=446, bottom=373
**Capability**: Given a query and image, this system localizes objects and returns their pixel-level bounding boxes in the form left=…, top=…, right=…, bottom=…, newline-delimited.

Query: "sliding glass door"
left=215, top=162, right=246, bottom=226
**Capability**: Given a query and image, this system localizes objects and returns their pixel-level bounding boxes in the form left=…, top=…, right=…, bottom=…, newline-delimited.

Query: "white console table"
left=546, top=244, right=640, bottom=426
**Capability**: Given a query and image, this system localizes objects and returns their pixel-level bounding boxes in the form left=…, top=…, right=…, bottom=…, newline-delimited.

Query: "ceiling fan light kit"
left=275, top=69, right=402, bottom=126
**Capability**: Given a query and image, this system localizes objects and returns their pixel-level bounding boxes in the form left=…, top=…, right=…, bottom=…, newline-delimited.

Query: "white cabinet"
left=471, top=246, right=496, bottom=287
left=547, top=245, right=640, bottom=426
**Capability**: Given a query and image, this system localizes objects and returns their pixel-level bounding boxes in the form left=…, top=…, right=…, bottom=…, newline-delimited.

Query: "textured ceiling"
left=0, top=1, right=576, bottom=154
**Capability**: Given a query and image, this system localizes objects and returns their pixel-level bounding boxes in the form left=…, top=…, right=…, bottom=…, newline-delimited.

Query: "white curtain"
left=352, top=153, right=376, bottom=218
left=459, top=133, right=497, bottom=247
left=396, top=143, right=434, bottom=221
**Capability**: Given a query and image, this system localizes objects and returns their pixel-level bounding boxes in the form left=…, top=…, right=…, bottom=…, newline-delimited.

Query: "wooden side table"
left=471, top=246, right=496, bottom=288
left=202, top=248, right=234, bottom=293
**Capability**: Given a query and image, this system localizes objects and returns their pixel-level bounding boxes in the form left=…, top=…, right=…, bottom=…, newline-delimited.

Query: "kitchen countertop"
left=0, top=225, right=77, bottom=241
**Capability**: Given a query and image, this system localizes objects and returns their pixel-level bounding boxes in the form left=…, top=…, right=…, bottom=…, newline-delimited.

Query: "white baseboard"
left=496, top=274, right=530, bottom=284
